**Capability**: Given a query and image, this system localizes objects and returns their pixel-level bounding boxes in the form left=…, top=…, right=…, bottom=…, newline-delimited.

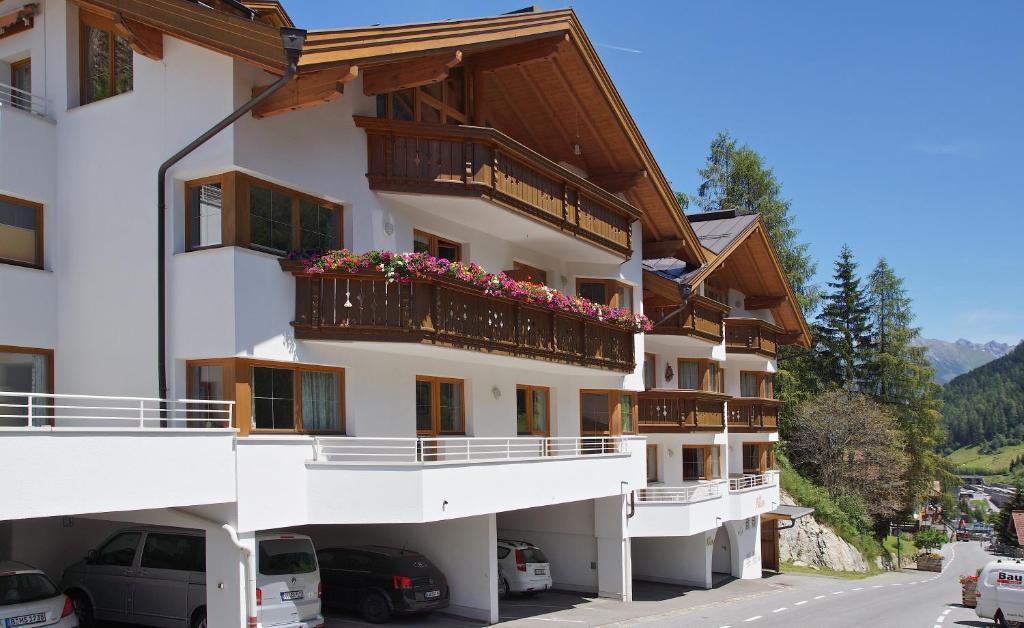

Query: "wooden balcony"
left=726, top=398, right=780, bottom=431
left=281, top=263, right=635, bottom=372
left=647, top=296, right=729, bottom=344
left=354, top=116, right=639, bottom=258
left=724, top=317, right=782, bottom=357
left=637, top=389, right=729, bottom=432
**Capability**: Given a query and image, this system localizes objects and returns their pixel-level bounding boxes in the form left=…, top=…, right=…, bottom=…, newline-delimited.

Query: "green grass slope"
left=946, top=443, right=1024, bottom=475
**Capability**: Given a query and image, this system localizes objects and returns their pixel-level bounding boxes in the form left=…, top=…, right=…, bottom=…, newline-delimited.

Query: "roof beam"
left=642, top=239, right=688, bottom=260
left=744, top=295, right=786, bottom=310
left=113, top=14, right=163, bottom=60
left=590, top=170, right=647, bottom=193
left=252, top=65, right=359, bottom=118
left=362, top=50, right=462, bottom=96
left=470, top=34, right=568, bottom=73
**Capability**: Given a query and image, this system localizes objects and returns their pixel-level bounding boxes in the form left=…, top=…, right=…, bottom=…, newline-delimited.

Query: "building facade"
left=0, top=1, right=809, bottom=625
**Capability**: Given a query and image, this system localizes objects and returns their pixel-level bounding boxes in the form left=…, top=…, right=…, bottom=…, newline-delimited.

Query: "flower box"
left=916, top=553, right=944, bottom=572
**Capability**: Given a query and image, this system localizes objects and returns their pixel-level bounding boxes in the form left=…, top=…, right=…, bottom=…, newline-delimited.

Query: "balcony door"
left=416, top=376, right=465, bottom=461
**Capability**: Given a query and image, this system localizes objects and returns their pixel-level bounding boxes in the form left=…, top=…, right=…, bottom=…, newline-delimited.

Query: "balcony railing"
left=638, top=389, right=729, bottom=432
left=647, top=296, right=728, bottom=343
left=312, top=436, right=628, bottom=465
left=636, top=481, right=725, bottom=503
left=354, top=116, right=639, bottom=257
left=726, top=398, right=780, bottom=430
left=282, top=264, right=636, bottom=372
left=728, top=472, right=779, bottom=491
left=0, top=392, right=234, bottom=429
left=725, top=317, right=782, bottom=357
left=0, top=83, right=46, bottom=117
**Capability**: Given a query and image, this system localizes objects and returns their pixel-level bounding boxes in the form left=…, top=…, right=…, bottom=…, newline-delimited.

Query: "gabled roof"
left=643, top=211, right=812, bottom=348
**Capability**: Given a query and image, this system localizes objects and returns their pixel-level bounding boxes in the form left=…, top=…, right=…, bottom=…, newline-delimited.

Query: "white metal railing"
left=728, top=471, right=779, bottom=491
left=313, top=436, right=627, bottom=464
left=0, top=392, right=234, bottom=429
left=0, top=82, right=47, bottom=117
left=636, top=481, right=726, bottom=503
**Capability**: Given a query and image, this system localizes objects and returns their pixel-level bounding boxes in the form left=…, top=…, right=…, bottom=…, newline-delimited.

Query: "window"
left=643, top=353, right=656, bottom=390
left=682, top=446, right=719, bottom=481
left=415, top=376, right=464, bottom=435
left=504, top=261, right=547, bottom=285
left=646, top=445, right=658, bottom=482
left=740, top=372, right=760, bottom=397
left=0, top=573, right=57, bottom=606
left=517, top=385, right=549, bottom=435
left=10, top=58, right=30, bottom=110
left=703, top=274, right=727, bottom=306
left=764, top=374, right=774, bottom=399
left=580, top=390, right=636, bottom=436
left=188, top=363, right=224, bottom=428
left=95, top=532, right=141, bottom=567
left=742, top=443, right=765, bottom=474
left=576, top=278, right=632, bottom=313
left=0, top=195, right=43, bottom=268
left=300, top=370, right=342, bottom=432
left=79, top=10, right=132, bottom=105
left=0, top=346, right=52, bottom=427
left=678, top=360, right=700, bottom=390
left=252, top=366, right=294, bottom=431
left=184, top=173, right=342, bottom=254
left=413, top=230, right=461, bottom=262
left=141, top=533, right=205, bottom=572
left=375, top=68, right=468, bottom=125
left=187, top=181, right=222, bottom=249
left=258, top=538, right=317, bottom=575
left=707, top=363, right=720, bottom=393
left=497, top=546, right=511, bottom=560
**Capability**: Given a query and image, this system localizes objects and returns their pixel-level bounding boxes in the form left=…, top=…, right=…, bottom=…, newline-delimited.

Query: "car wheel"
left=69, top=591, right=95, bottom=627
left=190, top=607, right=207, bottom=628
left=499, top=578, right=510, bottom=599
left=997, top=610, right=1021, bottom=628
left=360, top=593, right=391, bottom=624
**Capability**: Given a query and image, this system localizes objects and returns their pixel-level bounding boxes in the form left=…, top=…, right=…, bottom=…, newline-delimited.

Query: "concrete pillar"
left=726, top=517, right=762, bottom=579
left=204, top=528, right=250, bottom=628
left=594, top=495, right=631, bottom=601
left=631, top=530, right=715, bottom=589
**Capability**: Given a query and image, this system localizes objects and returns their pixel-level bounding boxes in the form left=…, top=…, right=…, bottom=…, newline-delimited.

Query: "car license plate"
left=6, top=614, right=46, bottom=627
left=280, top=590, right=304, bottom=601
left=424, top=590, right=440, bottom=599
left=535, top=568, right=547, bottom=575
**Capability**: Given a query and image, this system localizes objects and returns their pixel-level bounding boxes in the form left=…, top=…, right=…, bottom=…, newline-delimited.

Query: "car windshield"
left=259, top=539, right=317, bottom=575
left=520, top=547, right=548, bottom=563
left=0, top=573, right=58, bottom=606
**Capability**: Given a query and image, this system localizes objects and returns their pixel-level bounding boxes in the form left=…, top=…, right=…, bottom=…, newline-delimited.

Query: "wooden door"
left=760, top=517, right=779, bottom=571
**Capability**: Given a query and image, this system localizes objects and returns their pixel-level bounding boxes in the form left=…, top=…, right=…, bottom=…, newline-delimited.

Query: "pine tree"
left=814, top=245, right=873, bottom=390
left=865, top=258, right=949, bottom=512
left=996, top=487, right=1024, bottom=547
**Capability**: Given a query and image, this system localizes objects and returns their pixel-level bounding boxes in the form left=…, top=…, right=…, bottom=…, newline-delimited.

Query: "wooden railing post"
left=310, top=278, right=321, bottom=330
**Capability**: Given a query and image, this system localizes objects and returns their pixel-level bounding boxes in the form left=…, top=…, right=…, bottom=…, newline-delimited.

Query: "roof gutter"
left=156, top=27, right=306, bottom=402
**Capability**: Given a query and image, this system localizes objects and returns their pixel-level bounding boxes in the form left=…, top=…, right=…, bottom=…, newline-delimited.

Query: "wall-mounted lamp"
left=664, top=363, right=674, bottom=383
left=572, top=142, right=582, bottom=156
left=383, top=220, right=394, bottom=236
left=491, top=385, right=501, bottom=400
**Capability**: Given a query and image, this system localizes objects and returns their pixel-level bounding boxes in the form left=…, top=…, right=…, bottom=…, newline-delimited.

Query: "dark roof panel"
left=687, top=214, right=759, bottom=255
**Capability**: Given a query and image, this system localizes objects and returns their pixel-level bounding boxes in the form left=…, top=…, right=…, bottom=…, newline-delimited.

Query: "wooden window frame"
left=377, top=69, right=468, bottom=125
left=0, top=344, right=54, bottom=394
left=739, top=370, right=774, bottom=399
left=185, top=357, right=346, bottom=436
left=579, top=389, right=637, bottom=436
left=10, top=58, right=30, bottom=94
left=576, top=278, right=633, bottom=312
left=413, top=229, right=462, bottom=262
left=703, top=273, right=728, bottom=306
left=0, top=193, right=43, bottom=269
left=516, top=384, right=550, bottom=436
left=681, top=445, right=719, bottom=481
left=677, top=358, right=724, bottom=393
left=505, top=261, right=547, bottom=285
left=415, top=375, right=466, bottom=436
left=184, top=172, right=343, bottom=255
left=78, top=9, right=133, bottom=106
left=646, top=444, right=659, bottom=483
left=643, top=353, right=656, bottom=390
left=741, top=442, right=773, bottom=474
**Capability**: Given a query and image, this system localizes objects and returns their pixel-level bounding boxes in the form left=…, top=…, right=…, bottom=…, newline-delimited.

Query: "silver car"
left=0, top=561, right=78, bottom=627
left=61, top=526, right=206, bottom=627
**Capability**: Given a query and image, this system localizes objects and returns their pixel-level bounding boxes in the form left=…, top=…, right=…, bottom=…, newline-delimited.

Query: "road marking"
left=872, top=584, right=884, bottom=588
left=943, top=609, right=952, bottom=615
left=814, top=595, right=826, bottom=600
left=773, top=607, right=787, bottom=613
left=936, top=616, right=945, bottom=623
left=908, top=581, right=918, bottom=585
left=832, top=591, right=844, bottom=595
left=744, top=616, right=762, bottom=622
left=795, top=600, right=807, bottom=606
left=852, top=587, right=863, bottom=591
left=891, top=583, right=902, bottom=586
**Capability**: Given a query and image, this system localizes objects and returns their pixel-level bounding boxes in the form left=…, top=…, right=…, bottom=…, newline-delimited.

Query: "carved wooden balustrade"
left=281, top=262, right=636, bottom=372
left=355, top=116, right=639, bottom=258
left=637, top=389, right=729, bottom=432
left=724, top=317, right=782, bottom=357
left=647, top=296, right=728, bottom=343
left=726, top=399, right=781, bottom=431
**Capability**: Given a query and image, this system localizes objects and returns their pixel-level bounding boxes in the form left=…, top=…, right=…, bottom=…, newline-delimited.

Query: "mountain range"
left=917, top=338, right=1017, bottom=384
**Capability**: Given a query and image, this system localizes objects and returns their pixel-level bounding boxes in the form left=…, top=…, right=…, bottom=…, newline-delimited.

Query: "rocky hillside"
left=778, top=491, right=868, bottom=572
left=917, top=338, right=1015, bottom=384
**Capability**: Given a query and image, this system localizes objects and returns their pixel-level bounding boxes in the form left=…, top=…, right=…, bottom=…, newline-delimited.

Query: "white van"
left=256, top=533, right=323, bottom=628
left=976, top=559, right=1024, bottom=627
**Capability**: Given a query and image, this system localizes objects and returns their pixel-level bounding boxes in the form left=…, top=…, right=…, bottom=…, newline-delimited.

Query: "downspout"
left=222, top=524, right=259, bottom=628
left=653, top=282, right=695, bottom=327
left=156, top=27, right=307, bottom=401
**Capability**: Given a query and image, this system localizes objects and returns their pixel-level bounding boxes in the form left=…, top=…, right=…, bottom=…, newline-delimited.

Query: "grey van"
left=61, top=526, right=207, bottom=628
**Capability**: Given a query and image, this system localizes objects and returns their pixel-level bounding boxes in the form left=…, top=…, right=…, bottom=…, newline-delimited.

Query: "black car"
left=316, top=545, right=449, bottom=623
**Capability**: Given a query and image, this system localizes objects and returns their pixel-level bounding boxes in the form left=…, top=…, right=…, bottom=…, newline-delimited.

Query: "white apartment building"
left=0, top=0, right=810, bottom=625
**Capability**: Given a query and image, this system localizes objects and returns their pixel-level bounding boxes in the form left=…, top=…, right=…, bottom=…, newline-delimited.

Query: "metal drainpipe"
left=222, top=524, right=259, bottom=628
left=156, top=27, right=307, bottom=402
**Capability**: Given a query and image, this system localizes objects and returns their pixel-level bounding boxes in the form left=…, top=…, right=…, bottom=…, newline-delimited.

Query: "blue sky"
left=285, top=0, right=1024, bottom=344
